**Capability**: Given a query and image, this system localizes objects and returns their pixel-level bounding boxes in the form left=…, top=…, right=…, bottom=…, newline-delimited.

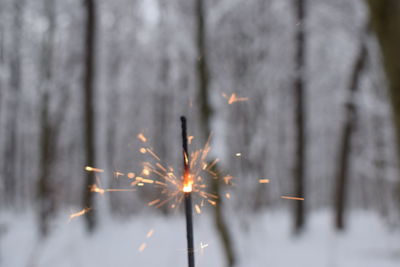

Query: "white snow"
left=1, top=210, right=399, bottom=267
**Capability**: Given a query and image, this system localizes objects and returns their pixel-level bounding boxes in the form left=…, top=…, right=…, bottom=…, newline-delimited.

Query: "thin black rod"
left=181, top=116, right=195, bottom=267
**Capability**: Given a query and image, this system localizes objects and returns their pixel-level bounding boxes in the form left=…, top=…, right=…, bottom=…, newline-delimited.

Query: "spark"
left=114, top=171, right=124, bottom=178
left=200, top=242, right=209, bottom=255
left=222, top=93, right=249, bottom=104
left=138, top=243, right=147, bottom=252
left=90, top=184, right=105, bottom=195
left=223, top=175, right=233, bottom=185
left=86, top=134, right=234, bottom=213
left=200, top=242, right=209, bottom=250
left=85, top=166, right=104, bottom=173
left=137, top=133, right=147, bottom=143
left=235, top=153, right=241, bottom=157
left=135, top=177, right=154, bottom=184
left=69, top=207, right=91, bottom=221
left=225, top=193, right=231, bottom=199
left=148, top=199, right=161, bottom=206
left=90, top=184, right=136, bottom=194
left=146, top=229, right=155, bottom=238
left=195, top=204, right=201, bottom=214
left=281, top=196, right=304, bottom=201
left=188, top=136, right=194, bottom=144
left=207, top=199, right=216, bottom=206
left=259, top=179, right=270, bottom=184
left=142, top=168, right=150, bottom=176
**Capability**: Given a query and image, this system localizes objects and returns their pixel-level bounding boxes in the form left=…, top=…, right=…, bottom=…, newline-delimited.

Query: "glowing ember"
left=69, top=207, right=91, bottom=221
left=138, top=243, right=147, bottom=252
left=127, top=172, right=135, bottom=179
left=148, top=199, right=161, bottom=206
left=137, top=133, right=147, bottom=143
left=281, top=196, right=304, bottom=201
left=90, top=184, right=105, bottom=195
left=142, top=168, right=150, bottom=176
left=195, top=204, right=201, bottom=214
left=222, top=93, right=249, bottom=104
left=183, top=173, right=193, bottom=193
left=200, top=242, right=209, bottom=255
left=146, top=229, right=155, bottom=238
left=259, top=179, right=270, bottom=184
left=140, top=148, right=147, bottom=154
left=114, top=171, right=124, bottom=178
left=235, top=153, right=241, bottom=157
left=85, top=166, right=104, bottom=173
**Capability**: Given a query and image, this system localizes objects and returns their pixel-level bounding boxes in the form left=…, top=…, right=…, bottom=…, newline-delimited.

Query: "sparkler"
left=181, top=116, right=195, bottom=267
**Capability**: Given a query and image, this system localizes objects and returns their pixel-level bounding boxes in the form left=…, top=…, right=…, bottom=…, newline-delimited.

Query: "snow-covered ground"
left=1, top=210, right=399, bottom=267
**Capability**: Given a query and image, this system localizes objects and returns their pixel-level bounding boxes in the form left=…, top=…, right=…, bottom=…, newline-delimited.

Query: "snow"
left=1, top=210, right=399, bottom=267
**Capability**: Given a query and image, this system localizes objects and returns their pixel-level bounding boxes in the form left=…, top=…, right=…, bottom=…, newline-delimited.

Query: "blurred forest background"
left=1, top=0, right=400, bottom=266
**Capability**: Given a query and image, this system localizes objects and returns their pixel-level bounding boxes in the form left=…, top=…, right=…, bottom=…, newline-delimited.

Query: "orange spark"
left=114, top=171, right=124, bottom=178
left=138, top=243, right=147, bottom=252
left=85, top=166, right=104, bottom=173
left=195, top=204, right=201, bottom=214
left=127, top=172, right=135, bottom=179
left=222, top=93, right=249, bottom=104
left=207, top=199, right=216, bottom=206
left=137, top=133, right=147, bottom=143
left=90, top=184, right=105, bottom=195
left=259, top=179, right=270, bottom=184
left=223, top=175, right=233, bottom=185
left=183, top=173, right=193, bottom=193
left=69, top=208, right=91, bottom=221
left=139, top=148, right=147, bottom=154
left=146, top=229, right=155, bottom=238
left=142, top=168, right=150, bottom=176
left=281, top=196, right=304, bottom=201
left=148, top=199, right=161, bottom=206
left=136, top=177, right=154, bottom=184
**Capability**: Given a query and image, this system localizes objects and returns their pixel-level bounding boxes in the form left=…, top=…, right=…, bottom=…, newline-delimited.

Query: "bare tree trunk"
left=195, top=0, right=235, bottom=266
left=293, top=0, right=307, bottom=234
left=37, top=0, right=56, bottom=237
left=3, top=0, right=25, bottom=205
left=334, top=33, right=368, bottom=231
left=82, top=0, right=97, bottom=232
left=365, top=0, right=400, bottom=211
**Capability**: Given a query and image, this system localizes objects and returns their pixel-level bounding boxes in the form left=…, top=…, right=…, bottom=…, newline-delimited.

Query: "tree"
left=334, top=31, right=368, bottom=230
left=365, top=0, right=400, bottom=212
left=293, top=0, right=307, bottom=234
left=195, top=0, right=236, bottom=265
left=37, top=0, right=57, bottom=237
left=2, top=0, right=25, bottom=205
left=82, top=0, right=97, bottom=232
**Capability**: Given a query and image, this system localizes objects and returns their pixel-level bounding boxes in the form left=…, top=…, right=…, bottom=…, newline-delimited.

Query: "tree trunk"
left=37, top=0, right=56, bottom=237
left=195, top=0, right=235, bottom=266
left=82, top=0, right=97, bottom=232
left=293, top=0, right=307, bottom=234
left=334, top=34, right=367, bottom=231
left=365, top=0, right=400, bottom=210
left=3, top=0, right=25, bottom=205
